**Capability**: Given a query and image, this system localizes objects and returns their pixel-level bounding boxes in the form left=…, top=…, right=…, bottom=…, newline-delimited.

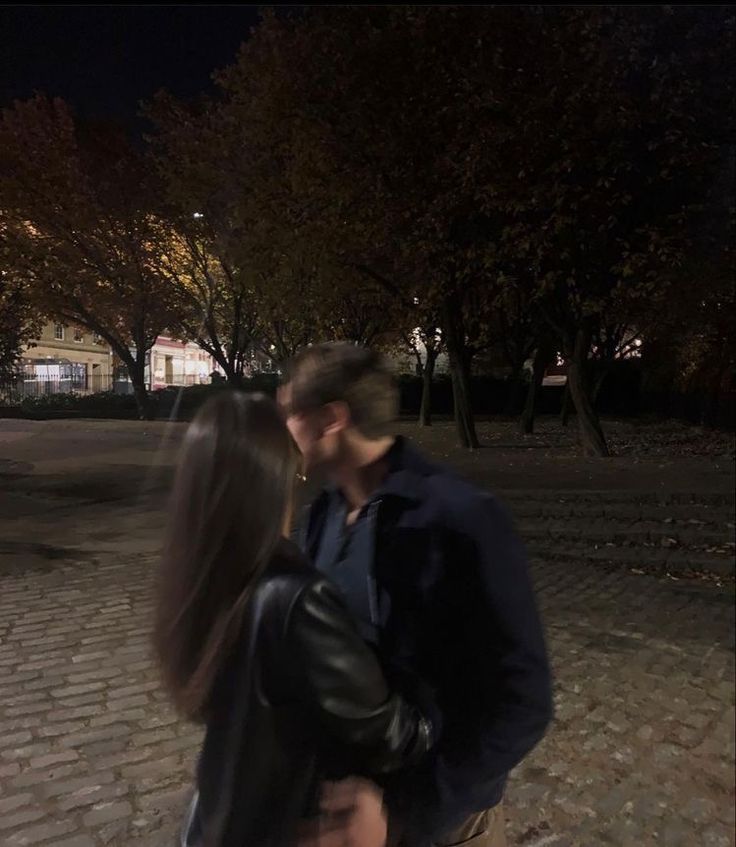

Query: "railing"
left=0, top=372, right=217, bottom=402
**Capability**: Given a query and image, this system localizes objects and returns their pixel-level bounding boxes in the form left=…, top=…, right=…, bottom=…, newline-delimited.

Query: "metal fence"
left=0, top=371, right=215, bottom=403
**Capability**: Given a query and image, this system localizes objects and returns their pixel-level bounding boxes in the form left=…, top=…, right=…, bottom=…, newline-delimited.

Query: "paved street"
left=0, top=418, right=734, bottom=846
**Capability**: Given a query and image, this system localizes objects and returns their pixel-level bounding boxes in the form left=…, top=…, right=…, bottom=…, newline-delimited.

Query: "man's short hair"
left=283, top=343, right=399, bottom=439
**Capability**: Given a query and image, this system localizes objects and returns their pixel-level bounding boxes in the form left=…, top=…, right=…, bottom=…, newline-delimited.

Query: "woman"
left=154, top=392, right=432, bottom=847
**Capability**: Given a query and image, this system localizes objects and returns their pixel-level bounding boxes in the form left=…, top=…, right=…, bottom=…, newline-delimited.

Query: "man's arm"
left=431, top=491, right=554, bottom=831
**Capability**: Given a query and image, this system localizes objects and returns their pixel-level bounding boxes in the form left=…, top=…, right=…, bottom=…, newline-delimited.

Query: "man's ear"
left=322, top=401, right=351, bottom=436
left=276, top=383, right=291, bottom=413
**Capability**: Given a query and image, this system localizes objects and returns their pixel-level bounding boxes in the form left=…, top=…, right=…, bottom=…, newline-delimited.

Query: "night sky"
left=0, top=6, right=266, bottom=133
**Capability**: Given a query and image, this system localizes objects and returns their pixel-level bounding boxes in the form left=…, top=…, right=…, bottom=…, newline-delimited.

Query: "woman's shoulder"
left=249, top=538, right=323, bottom=644
left=268, top=537, right=313, bottom=577
left=257, top=538, right=319, bottom=604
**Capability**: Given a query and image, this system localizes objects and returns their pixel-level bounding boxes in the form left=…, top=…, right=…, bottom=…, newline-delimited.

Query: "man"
left=280, top=343, right=553, bottom=847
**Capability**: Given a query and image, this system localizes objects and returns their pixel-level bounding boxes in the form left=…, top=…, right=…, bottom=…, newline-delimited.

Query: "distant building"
left=146, top=335, right=221, bottom=389
left=113, top=335, right=225, bottom=393
left=17, top=324, right=224, bottom=398
left=19, top=322, right=113, bottom=395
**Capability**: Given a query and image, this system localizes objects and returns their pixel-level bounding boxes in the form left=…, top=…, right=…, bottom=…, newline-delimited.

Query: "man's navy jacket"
left=300, top=437, right=553, bottom=842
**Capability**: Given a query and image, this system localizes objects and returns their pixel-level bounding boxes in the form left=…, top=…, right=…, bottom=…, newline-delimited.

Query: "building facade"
left=19, top=321, right=114, bottom=395
left=145, top=335, right=222, bottom=389
left=17, top=325, right=223, bottom=399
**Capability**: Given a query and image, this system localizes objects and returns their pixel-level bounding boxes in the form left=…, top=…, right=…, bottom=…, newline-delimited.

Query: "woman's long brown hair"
left=153, top=391, right=298, bottom=722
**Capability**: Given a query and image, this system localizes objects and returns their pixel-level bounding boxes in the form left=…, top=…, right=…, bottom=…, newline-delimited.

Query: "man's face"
left=278, top=383, right=332, bottom=472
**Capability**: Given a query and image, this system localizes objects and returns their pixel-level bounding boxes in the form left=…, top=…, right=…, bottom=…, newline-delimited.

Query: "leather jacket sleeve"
left=284, top=577, right=432, bottom=774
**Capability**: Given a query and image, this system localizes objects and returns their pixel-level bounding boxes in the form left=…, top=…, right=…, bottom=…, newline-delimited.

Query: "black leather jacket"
left=187, top=539, right=432, bottom=847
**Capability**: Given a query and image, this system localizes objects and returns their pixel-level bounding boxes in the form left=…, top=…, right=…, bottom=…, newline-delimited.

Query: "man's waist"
left=383, top=760, right=507, bottom=845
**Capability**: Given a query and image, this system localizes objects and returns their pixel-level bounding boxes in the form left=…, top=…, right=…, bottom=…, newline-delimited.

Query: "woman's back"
left=197, top=542, right=318, bottom=847
left=154, top=393, right=432, bottom=847
left=196, top=539, right=429, bottom=847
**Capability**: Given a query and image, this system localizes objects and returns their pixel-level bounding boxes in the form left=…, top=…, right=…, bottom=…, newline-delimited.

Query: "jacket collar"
left=323, top=436, right=435, bottom=506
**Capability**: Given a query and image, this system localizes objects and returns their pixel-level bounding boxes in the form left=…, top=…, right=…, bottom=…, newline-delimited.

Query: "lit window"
left=54, top=324, right=65, bottom=341
left=74, top=328, right=84, bottom=343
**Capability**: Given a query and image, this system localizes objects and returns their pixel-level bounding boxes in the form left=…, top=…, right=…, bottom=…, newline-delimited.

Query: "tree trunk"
left=107, top=332, right=152, bottom=420
left=520, top=346, right=549, bottom=435
left=504, top=363, right=525, bottom=417
left=411, top=343, right=424, bottom=379
left=198, top=338, right=242, bottom=387
left=418, top=348, right=438, bottom=427
left=449, top=350, right=478, bottom=449
left=566, top=330, right=608, bottom=457
left=591, top=366, right=609, bottom=408
left=225, top=364, right=244, bottom=388
left=211, top=356, right=241, bottom=385
left=128, top=358, right=152, bottom=421
left=560, top=382, right=573, bottom=426
left=442, top=297, right=479, bottom=449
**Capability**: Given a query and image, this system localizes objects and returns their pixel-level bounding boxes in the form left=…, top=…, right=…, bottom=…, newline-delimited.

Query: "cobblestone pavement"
left=1, top=419, right=734, bottom=845
left=1, top=551, right=733, bottom=847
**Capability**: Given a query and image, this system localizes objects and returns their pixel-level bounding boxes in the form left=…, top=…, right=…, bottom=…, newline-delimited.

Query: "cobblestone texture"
left=0, top=547, right=733, bottom=846
left=505, top=490, right=735, bottom=579
left=0, top=419, right=733, bottom=845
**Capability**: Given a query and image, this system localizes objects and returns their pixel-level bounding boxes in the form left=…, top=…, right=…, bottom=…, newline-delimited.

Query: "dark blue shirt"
left=313, top=491, right=379, bottom=645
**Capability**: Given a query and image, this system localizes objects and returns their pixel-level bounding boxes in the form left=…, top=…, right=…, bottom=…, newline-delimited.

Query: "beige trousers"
left=392, top=805, right=507, bottom=847
left=432, top=805, right=507, bottom=847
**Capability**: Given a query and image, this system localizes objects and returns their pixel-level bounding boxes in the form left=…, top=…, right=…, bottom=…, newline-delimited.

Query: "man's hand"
left=297, top=778, right=387, bottom=847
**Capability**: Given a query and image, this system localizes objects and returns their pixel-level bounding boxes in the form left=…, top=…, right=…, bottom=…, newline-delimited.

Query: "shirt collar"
left=325, top=436, right=427, bottom=506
